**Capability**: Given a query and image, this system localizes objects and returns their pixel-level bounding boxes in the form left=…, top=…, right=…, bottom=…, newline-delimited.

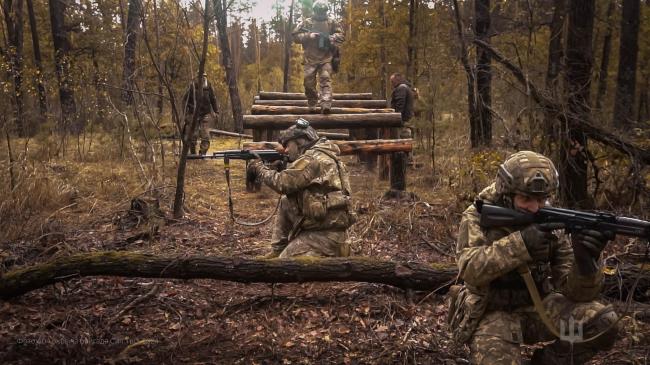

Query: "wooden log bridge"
left=1, top=251, right=648, bottom=303
left=244, top=113, right=403, bottom=129
left=251, top=105, right=394, bottom=115
left=257, top=91, right=373, bottom=100
left=254, top=99, right=389, bottom=108
left=244, top=139, right=413, bottom=155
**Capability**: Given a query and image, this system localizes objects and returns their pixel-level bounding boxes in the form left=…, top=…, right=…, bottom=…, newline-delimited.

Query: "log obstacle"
left=244, top=113, right=403, bottom=129
left=254, top=100, right=389, bottom=108
left=251, top=105, right=394, bottom=115
left=243, top=139, right=413, bottom=155
left=319, top=132, right=350, bottom=140
left=258, top=91, right=373, bottom=100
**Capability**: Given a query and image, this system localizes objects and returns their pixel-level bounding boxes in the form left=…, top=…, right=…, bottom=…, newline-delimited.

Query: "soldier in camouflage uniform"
left=448, top=151, right=618, bottom=364
left=292, top=1, right=344, bottom=114
left=182, top=73, right=219, bottom=155
left=248, top=119, right=356, bottom=258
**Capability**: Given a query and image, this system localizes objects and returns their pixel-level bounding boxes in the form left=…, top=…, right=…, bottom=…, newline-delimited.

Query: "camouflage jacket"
left=448, top=183, right=604, bottom=343
left=257, top=140, right=354, bottom=231
left=292, top=18, right=344, bottom=65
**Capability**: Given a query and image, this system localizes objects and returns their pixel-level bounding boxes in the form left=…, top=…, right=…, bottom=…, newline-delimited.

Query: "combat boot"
left=321, top=101, right=331, bottom=114
left=307, top=99, right=318, bottom=112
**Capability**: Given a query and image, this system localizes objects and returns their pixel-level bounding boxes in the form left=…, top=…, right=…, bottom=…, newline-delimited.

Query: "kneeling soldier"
left=448, top=151, right=618, bottom=364
left=248, top=119, right=356, bottom=258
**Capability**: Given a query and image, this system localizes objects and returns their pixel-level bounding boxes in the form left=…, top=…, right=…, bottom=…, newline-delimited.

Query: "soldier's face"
left=513, top=193, right=546, bottom=214
left=285, top=140, right=301, bottom=161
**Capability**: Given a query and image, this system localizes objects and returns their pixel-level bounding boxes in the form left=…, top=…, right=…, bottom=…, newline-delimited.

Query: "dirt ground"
left=0, top=137, right=648, bottom=364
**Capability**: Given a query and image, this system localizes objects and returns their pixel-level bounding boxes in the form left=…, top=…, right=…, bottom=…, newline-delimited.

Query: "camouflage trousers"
left=469, top=292, right=618, bottom=365
left=304, top=62, right=333, bottom=106
left=184, top=113, right=213, bottom=155
left=271, top=196, right=349, bottom=258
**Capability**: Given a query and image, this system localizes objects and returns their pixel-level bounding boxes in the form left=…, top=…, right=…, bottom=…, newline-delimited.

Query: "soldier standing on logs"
left=448, top=151, right=618, bottom=364
left=247, top=119, right=356, bottom=258
left=182, top=73, right=219, bottom=155
left=292, top=1, right=345, bottom=114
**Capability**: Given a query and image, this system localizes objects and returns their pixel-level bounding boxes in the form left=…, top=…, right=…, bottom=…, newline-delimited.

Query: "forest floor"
left=0, top=137, right=649, bottom=364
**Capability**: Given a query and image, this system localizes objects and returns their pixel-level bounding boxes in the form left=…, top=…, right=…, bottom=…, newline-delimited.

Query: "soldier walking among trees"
left=448, top=151, right=619, bottom=365
left=182, top=73, right=219, bottom=155
left=247, top=119, right=356, bottom=259
left=292, top=1, right=344, bottom=114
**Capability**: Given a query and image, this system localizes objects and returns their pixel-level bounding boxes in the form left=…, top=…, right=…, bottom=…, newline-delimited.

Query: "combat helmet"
left=278, top=118, right=320, bottom=147
left=495, top=151, right=559, bottom=197
left=312, top=1, right=329, bottom=19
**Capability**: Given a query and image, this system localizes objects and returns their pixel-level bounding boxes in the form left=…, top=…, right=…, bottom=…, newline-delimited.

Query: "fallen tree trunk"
left=257, top=92, right=373, bottom=100
left=209, top=129, right=253, bottom=139
left=244, top=113, right=402, bottom=129
left=474, top=39, right=650, bottom=165
left=254, top=100, right=388, bottom=108
left=0, top=252, right=647, bottom=301
left=0, top=251, right=455, bottom=299
left=243, top=139, right=413, bottom=155
left=251, top=105, right=394, bottom=115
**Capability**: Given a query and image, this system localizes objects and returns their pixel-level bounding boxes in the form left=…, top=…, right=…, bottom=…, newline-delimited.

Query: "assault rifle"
left=475, top=200, right=650, bottom=239
left=187, top=149, right=286, bottom=167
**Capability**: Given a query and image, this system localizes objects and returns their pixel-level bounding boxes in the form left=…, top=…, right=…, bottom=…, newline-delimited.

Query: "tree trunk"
left=244, top=139, right=412, bottom=155
left=48, top=0, right=78, bottom=133
left=474, top=0, right=492, bottom=146
left=561, top=0, right=595, bottom=208
left=209, top=129, right=253, bottom=139
left=254, top=99, right=389, bottom=108
left=214, top=0, right=244, bottom=132
left=542, top=0, right=565, bottom=153
left=451, top=0, right=479, bottom=148
left=406, top=0, right=417, bottom=82
left=1, top=251, right=647, bottom=302
left=595, top=0, right=615, bottom=110
left=251, top=105, right=394, bottom=115
left=26, top=0, right=47, bottom=119
left=612, top=0, right=640, bottom=129
left=153, top=0, right=164, bottom=114
left=282, top=0, right=294, bottom=93
left=173, top=0, right=211, bottom=219
left=243, top=113, right=403, bottom=129
left=122, top=0, right=141, bottom=105
left=3, top=0, right=26, bottom=136
left=258, top=92, right=374, bottom=100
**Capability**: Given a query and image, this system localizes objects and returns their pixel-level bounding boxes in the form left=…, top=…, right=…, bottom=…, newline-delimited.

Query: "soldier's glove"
left=269, top=160, right=285, bottom=171
left=520, top=223, right=564, bottom=262
left=246, top=159, right=265, bottom=177
left=572, top=229, right=614, bottom=275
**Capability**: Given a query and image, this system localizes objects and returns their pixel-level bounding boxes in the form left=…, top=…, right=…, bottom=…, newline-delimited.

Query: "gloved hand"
left=268, top=160, right=285, bottom=171
left=246, top=159, right=265, bottom=177
left=520, top=223, right=564, bottom=262
left=572, top=229, right=614, bottom=275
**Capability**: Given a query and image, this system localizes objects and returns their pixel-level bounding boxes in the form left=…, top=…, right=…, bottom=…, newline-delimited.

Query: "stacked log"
left=257, top=91, right=373, bottom=100
left=243, top=139, right=413, bottom=155
left=244, top=113, right=402, bottom=129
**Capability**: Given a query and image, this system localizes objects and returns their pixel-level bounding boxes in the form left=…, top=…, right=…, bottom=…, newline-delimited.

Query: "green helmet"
left=495, top=151, right=559, bottom=197
left=313, top=1, right=329, bottom=16
left=278, top=118, right=320, bottom=147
